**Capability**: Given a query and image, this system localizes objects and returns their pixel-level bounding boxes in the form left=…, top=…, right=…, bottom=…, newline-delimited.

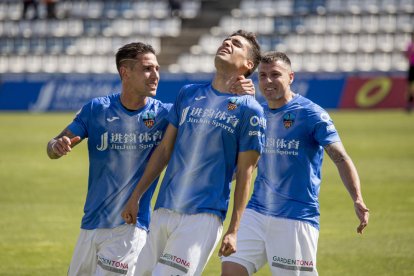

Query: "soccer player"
left=221, top=52, right=370, bottom=276
left=405, top=32, right=414, bottom=112
left=46, top=42, right=172, bottom=276
left=121, top=30, right=266, bottom=276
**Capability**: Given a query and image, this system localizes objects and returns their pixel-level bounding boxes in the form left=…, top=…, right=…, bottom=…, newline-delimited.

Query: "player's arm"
left=219, top=150, right=260, bottom=257
left=121, top=123, right=178, bottom=225
left=324, top=141, right=369, bottom=234
left=46, top=128, right=81, bottom=159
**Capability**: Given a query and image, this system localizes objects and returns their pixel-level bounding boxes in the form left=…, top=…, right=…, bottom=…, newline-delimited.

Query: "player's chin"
left=147, top=89, right=157, bottom=97
left=261, top=94, right=273, bottom=102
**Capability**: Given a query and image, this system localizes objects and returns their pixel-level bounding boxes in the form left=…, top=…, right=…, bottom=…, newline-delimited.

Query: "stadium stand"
left=173, top=0, right=413, bottom=73
left=0, top=0, right=413, bottom=74
left=0, top=0, right=204, bottom=73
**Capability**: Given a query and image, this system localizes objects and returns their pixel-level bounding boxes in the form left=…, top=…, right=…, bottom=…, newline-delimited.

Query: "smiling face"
left=120, top=52, right=160, bottom=97
left=214, top=35, right=254, bottom=75
left=258, top=59, right=294, bottom=106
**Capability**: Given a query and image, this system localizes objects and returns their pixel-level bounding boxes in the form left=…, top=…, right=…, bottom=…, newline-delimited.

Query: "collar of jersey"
left=209, top=84, right=237, bottom=97
left=266, top=93, right=300, bottom=114
left=117, top=94, right=152, bottom=115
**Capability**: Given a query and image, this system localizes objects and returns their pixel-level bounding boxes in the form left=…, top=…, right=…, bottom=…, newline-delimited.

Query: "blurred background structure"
left=1, top=3, right=414, bottom=274
left=0, top=0, right=413, bottom=110
left=175, top=0, right=413, bottom=74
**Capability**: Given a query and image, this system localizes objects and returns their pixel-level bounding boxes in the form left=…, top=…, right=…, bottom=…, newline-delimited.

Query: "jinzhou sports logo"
left=142, top=111, right=156, bottom=128
left=283, top=112, right=296, bottom=129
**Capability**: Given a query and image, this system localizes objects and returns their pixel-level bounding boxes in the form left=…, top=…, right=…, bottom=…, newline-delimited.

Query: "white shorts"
left=68, top=224, right=147, bottom=276
left=221, top=209, right=319, bottom=275
left=135, top=208, right=223, bottom=276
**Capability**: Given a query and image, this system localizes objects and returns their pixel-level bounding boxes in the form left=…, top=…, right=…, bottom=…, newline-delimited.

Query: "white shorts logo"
left=97, top=255, right=128, bottom=274
left=159, top=253, right=190, bottom=273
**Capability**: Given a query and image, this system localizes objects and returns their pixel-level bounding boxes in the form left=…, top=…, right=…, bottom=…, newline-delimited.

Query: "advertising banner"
left=0, top=73, right=407, bottom=111
left=340, top=76, right=406, bottom=109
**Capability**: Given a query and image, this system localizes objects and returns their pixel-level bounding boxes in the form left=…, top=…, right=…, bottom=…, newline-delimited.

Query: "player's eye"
left=233, top=41, right=241, bottom=48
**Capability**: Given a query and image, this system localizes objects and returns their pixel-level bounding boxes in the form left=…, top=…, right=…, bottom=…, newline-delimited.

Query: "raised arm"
left=219, top=150, right=260, bottom=257
left=46, top=128, right=81, bottom=159
left=324, top=141, right=369, bottom=234
left=121, top=123, right=178, bottom=225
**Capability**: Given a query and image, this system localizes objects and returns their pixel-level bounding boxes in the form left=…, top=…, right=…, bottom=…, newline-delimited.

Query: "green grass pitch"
left=0, top=110, right=413, bottom=275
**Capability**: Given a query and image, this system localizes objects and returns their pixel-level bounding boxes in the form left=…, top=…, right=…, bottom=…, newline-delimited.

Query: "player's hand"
left=218, top=232, right=237, bottom=257
left=121, top=197, right=139, bottom=225
left=51, top=136, right=81, bottom=157
left=354, top=200, right=369, bottom=234
left=229, top=76, right=255, bottom=96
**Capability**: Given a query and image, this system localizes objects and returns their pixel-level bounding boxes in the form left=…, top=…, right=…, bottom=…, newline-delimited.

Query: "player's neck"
left=268, top=91, right=295, bottom=109
left=212, top=72, right=240, bottom=94
left=120, top=92, right=147, bottom=111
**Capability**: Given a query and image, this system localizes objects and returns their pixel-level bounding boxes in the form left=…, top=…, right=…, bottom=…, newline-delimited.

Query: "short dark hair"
left=115, top=42, right=156, bottom=74
left=230, top=30, right=261, bottom=77
left=261, top=51, right=292, bottom=68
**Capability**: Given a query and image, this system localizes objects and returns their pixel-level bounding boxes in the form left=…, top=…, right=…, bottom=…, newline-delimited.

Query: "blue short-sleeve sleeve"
left=167, top=87, right=187, bottom=127
left=238, top=99, right=266, bottom=154
left=310, top=110, right=341, bottom=147
left=67, top=102, right=91, bottom=138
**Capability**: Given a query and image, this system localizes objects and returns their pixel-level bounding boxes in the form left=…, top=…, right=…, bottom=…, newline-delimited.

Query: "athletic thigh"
left=68, top=229, right=98, bottom=276
left=96, top=224, right=147, bottom=276
left=153, top=211, right=223, bottom=276
left=265, top=218, right=319, bottom=276
left=134, top=208, right=171, bottom=276
left=221, top=209, right=268, bottom=275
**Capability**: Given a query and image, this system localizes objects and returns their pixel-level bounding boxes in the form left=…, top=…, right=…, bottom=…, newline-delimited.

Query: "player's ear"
left=245, top=59, right=254, bottom=71
left=119, top=65, right=128, bottom=80
left=289, top=71, right=294, bottom=85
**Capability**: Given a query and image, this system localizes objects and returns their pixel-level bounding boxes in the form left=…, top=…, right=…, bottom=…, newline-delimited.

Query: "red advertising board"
left=340, top=76, right=407, bottom=109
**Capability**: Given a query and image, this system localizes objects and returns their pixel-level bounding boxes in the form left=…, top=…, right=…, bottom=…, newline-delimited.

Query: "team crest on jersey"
left=283, top=112, right=295, bottom=129
left=142, top=111, right=155, bottom=128
left=228, top=97, right=241, bottom=111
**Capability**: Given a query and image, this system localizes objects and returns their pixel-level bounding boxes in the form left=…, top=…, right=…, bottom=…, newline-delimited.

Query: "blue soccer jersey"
left=154, top=83, right=266, bottom=221
left=247, top=94, right=341, bottom=229
left=67, top=93, right=172, bottom=230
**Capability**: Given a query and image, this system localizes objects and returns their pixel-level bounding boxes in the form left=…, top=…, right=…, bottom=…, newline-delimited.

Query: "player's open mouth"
left=218, top=48, right=231, bottom=54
